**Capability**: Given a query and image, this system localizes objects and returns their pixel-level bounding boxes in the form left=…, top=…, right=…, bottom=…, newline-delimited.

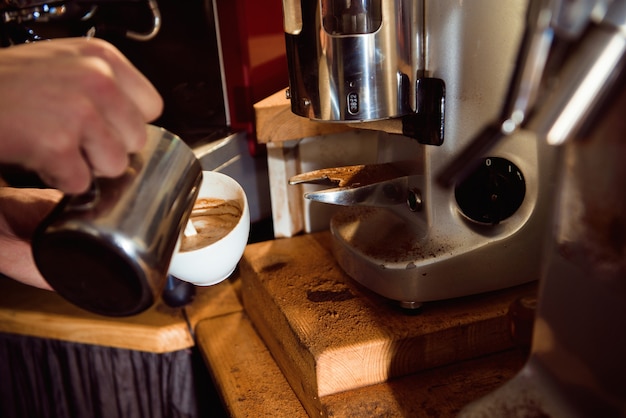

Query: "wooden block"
left=239, top=232, right=536, bottom=416
left=185, top=274, right=244, bottom=327
left=0, top=273, right=243, bottom=353
left=195, top=301, right=527, bottom=417
left=254, top=90, right=354, bottom=143
left=320, top=349, right=526, bottom=417
left=266, top=142, right=305, bottom=238
left=254, top=90, right=407, bottom=145
left=196, top=312, right=309, bottom=418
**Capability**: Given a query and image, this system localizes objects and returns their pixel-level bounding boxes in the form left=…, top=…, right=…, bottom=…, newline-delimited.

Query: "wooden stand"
left=254, top=89, right=406, bottom=144
left=253, top=90, right=410, bottom=238
left=237, top=231, right=535, bottom=417
left=196, top=304, right=527, bottom=418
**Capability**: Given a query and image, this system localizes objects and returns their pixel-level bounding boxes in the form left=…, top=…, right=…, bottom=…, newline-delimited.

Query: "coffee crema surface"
left=180, top=197, right=242, bottom=252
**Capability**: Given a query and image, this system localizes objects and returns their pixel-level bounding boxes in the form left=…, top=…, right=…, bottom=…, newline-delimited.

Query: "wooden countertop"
left=0, top=231, right=535, bottom=416
left=0, top=273, right=242, bottom=353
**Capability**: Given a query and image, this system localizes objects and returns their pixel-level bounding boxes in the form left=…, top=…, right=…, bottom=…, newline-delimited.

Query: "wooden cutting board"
left=239, top=231, right=536, bottom=417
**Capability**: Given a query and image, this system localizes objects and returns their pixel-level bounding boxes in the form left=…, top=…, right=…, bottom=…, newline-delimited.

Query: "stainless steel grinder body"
left=32, top=125, right=202, bottom=316
left=284, top=0, right=559, bottom=306
left=284, top=0, right=419, bottom=121
left=458, top=2, right=626, bottom=414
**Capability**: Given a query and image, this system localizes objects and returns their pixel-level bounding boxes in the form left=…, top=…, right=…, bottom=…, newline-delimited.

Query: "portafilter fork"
left=289, top=163, right=423, bottom=211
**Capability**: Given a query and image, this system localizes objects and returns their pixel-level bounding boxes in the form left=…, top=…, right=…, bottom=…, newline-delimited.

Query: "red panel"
left=215, top=0, right=288, bottom=155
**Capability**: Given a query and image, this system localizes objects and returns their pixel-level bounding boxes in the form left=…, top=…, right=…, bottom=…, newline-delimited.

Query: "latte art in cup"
left=180, top=197, right=242, bottom=252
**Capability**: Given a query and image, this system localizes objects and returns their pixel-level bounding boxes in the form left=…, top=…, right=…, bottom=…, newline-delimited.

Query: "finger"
left=63, top=93, right=134, bottom=179
left=76, top=38, right=164, bottom=122
left=37, top=151, right=92, bottom=194
left=77, top=56, right=149, bottom=154
left=80, top=121, right=130, bottom=179
left=29, top=68, right=138, bottom=186
left=50, top=38, right=159, bottom=152
left=17, top=121, right=93, bottom=194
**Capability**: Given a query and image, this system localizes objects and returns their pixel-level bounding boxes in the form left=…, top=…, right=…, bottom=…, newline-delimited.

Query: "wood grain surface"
left=254, top=90, right=354, bottom=143
left=196, top=309, right=527, bottom=418
left=254, top=89, right=406, bottom=144
left=0, top=273, right=243, bottom=353
left=239, top=231, right=536, bottom=416
left=196, top=312, right=309, bottom=417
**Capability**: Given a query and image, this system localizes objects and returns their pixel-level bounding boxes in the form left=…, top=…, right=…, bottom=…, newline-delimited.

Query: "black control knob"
left=454, top=157, right=526, bottom=224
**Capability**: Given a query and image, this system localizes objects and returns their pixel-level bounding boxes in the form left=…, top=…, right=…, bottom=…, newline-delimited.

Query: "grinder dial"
left=454, top=157, right=526, bottom=224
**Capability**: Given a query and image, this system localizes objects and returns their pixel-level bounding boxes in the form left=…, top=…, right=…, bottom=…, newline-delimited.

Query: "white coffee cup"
left=169, top=171, right=250, bottom=286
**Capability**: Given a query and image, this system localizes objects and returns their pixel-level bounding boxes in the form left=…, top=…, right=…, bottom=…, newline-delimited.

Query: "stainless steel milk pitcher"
left=32, top=125, right=202, bottom=316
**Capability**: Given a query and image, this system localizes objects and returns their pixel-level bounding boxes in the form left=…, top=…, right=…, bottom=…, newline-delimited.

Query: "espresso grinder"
left=284, top=0, right=559, bottom=308
left=284, top=0, right=626, bottom=414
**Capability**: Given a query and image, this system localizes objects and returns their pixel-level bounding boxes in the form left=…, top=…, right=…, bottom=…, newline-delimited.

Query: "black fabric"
left=0, top=333, right=222, bottom=418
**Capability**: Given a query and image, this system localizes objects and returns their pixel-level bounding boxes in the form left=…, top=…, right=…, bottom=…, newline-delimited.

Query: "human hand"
left=0, top=37, right=163, bottom=193
left=0, top=187, right=62, bottom=290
